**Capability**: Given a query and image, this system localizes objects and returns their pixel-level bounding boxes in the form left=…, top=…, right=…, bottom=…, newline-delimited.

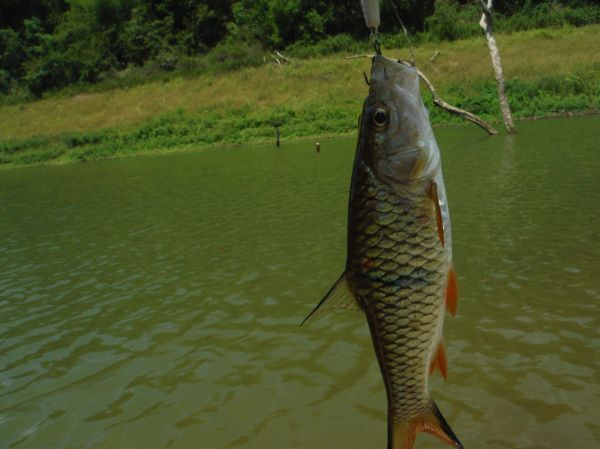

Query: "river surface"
left=1, top=116, right=599, bottom=449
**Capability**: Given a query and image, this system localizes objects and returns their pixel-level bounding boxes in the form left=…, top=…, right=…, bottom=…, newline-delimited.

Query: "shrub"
left=205, top=39, right=265, bottom=73
left=425, top=0, right=480, bottom=42
left=497, top=3, right=600, bottom=32
left=0, top=28, right=26, bottom=82
left=119, top=5, right=171, bottom=65
left=63, top=132, right=107, bottom=148
left=287, top=33, right=362, bottom=58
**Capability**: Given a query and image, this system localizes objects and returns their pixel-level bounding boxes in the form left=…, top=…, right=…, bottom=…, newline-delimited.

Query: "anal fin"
left=428, top=339, right=448, bottom=381
left=300, top=273, right=360, bottom=326
left=429, top=181, right=445, bottom=248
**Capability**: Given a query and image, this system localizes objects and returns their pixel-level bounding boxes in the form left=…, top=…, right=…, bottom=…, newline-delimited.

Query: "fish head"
left=359, top=56, right=440, bottom=192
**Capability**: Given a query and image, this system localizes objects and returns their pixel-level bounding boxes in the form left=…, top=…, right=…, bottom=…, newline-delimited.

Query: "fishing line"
left=390, top=0, right=416, bottom=65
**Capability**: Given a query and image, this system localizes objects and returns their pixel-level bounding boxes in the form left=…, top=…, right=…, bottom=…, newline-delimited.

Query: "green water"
left=1, top=116, right=599, bottom=449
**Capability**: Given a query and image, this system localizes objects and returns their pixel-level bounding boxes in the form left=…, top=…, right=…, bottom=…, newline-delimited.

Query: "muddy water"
left=1, top=116, right=598, bottom=449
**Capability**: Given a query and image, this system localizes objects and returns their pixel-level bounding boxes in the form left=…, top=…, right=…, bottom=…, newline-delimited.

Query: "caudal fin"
left=390, top=401, right=464, bottom=449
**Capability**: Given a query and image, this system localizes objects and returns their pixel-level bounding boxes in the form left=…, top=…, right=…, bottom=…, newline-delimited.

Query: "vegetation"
left=1, top=24, right=598, bottom=167
left=0, top=1, right=599, bottom=167
left=1, top=1, right=599, bottom=101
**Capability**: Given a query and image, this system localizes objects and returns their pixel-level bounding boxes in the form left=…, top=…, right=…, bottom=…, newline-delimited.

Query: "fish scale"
left=348, top=158, right=446, bottom=421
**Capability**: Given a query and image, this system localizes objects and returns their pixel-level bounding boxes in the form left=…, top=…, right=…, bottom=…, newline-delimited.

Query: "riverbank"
left=1, top=25, right=599, bottom=168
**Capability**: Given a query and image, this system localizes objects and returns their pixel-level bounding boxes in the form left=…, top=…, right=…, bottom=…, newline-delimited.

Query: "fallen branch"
left=345, top=54, right=498, bottom=135
left=412, top=64, right=498, bottom=135
left=344, top=54, right=374, bottom=59
left=275, top=51, right=291, bottom=63
left=270, top=53, right=281, bottom=65
left=270, top=51, right=291, bottom=66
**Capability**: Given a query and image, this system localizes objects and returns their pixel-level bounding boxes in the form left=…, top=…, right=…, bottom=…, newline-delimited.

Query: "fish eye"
left=372, top=108, right=388, bottom=128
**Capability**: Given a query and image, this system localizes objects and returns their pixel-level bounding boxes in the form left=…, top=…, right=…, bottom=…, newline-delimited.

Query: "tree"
left=479, top=0, right=516, bottom=133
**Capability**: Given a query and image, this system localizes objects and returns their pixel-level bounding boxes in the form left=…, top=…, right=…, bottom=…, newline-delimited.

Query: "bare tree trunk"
left=480, top=0, right=516, bottom=134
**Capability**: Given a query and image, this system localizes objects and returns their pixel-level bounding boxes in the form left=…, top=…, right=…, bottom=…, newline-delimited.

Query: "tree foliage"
left=0, top=0, right=598, bottom=97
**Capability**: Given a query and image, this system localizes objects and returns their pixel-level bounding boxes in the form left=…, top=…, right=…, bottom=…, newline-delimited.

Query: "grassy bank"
left=1, top=25, right=599, bottom=167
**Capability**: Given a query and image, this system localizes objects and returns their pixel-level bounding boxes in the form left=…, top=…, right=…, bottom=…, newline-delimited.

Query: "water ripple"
left=1, top=117, right=599, bottom=449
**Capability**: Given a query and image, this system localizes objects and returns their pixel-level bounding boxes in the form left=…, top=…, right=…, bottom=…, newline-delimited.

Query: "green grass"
left=1, top=25, right=599, bottom=168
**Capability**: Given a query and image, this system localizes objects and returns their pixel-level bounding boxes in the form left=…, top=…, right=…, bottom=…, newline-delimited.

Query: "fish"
left=303, top=55, right=463, bottom=449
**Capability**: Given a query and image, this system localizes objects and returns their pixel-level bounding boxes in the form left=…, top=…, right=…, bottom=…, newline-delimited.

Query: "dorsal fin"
left=300, top=273, right=361, bottom=326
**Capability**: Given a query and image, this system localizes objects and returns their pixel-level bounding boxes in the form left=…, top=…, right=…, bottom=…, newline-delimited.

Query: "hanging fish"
left=303, top=55, right=463, bottom=449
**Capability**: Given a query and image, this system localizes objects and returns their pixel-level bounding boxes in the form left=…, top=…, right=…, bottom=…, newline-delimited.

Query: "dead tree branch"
left=345, top=54, right=498, bottom=135
left=414, top=66, right=498, bottom=135
left=344, top=54, right=374, bottom=59
left=270, top=53, right=281, bottom=65
left=270, top=51, right=291, bottom=66
left=274, top=51, right=291, bottom=63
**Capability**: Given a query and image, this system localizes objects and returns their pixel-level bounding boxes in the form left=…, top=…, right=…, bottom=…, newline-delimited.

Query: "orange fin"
left=429, top=182, right=445, bottom=248
left=446, top=265, right=458, bottom=316
left=428, top=339, right=448, bottom=381
left=390, top=401, right=464, bottom=449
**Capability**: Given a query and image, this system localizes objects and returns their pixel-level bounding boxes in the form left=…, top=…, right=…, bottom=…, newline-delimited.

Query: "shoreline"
left=2, top=109, right=598, bottom=170
left=1, top=25, right=598, bottom=169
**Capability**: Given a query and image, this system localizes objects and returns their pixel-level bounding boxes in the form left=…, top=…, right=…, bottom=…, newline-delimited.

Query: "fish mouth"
left=371, top=55, right=413, bottom=71
left=370, top=56, right=417, bottom=87
left=369, top=56, right=421, bottom=121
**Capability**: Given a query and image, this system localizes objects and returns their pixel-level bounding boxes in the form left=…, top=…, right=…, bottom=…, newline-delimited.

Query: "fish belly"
left=348, top=160, right=447, bottom=422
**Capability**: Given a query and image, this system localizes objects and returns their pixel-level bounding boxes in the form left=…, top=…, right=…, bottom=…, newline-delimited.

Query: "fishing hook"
left=370, top=29, right=382, bottom=56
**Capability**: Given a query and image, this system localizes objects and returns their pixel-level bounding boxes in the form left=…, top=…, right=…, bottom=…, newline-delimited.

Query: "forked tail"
left=389, top=401, right=463, bottom=449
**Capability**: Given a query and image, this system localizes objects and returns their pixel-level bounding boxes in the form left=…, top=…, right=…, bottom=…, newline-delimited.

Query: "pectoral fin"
left=446, top=265, right=458, bottom=316
left=300, top=273, right=361, bottom=326
left=428, top=181, right=445, bottom=248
